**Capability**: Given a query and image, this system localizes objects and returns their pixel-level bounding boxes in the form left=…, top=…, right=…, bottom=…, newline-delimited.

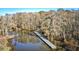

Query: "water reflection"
left=11, top=32, right=51, bottom=51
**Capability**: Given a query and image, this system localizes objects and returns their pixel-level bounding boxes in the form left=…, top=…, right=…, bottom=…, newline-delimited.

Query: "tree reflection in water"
left=12, top=31, right=51, bottom=51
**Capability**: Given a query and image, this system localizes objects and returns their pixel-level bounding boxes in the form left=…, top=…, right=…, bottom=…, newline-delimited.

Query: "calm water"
left=11, top=32, right=51, bottom=51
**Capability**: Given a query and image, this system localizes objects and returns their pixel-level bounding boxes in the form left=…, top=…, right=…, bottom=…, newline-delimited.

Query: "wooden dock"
left=34, top=31, right=56, bottom=49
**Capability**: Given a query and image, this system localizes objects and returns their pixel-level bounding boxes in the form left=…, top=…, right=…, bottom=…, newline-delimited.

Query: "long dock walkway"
left=34, top=31, right=56, bottom=49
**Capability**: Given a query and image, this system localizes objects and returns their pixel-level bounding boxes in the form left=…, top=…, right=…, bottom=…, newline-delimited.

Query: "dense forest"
left=0, top=9, right=79, bottom=51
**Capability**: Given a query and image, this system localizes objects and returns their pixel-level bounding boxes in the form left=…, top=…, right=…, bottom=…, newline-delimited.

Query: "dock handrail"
left=34, top=31, right=56, bottom=49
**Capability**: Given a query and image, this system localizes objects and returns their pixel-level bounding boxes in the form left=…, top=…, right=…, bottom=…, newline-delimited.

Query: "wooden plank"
left=34, top=31, right=56, bottom=49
